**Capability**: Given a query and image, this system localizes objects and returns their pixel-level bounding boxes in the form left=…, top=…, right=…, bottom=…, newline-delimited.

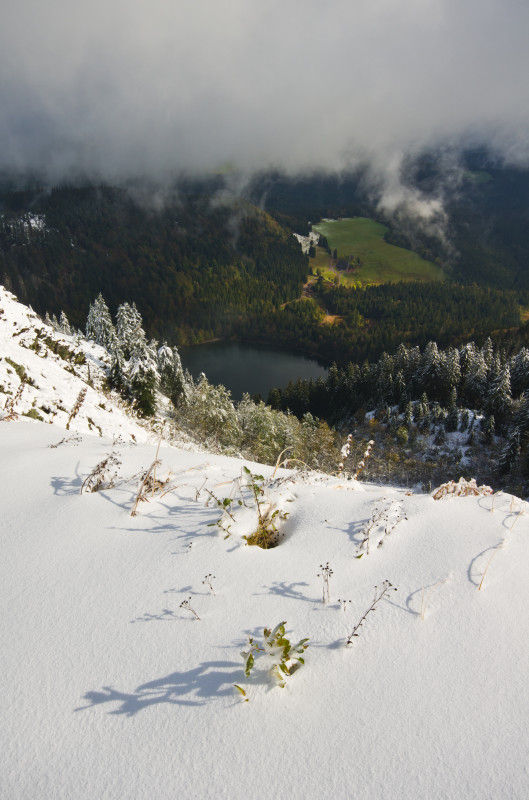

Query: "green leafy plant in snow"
left=241, top=621, right=309, bottom=688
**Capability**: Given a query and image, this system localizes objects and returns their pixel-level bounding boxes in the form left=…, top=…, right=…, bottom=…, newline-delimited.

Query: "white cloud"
left=1, top=0, right=528, bottom=184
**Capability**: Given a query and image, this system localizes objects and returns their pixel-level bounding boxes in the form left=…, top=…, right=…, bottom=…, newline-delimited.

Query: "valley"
left=311, top=216, right=445, bottom=286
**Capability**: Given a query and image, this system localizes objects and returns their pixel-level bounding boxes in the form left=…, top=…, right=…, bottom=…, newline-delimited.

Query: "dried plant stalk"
left=478, top=542, right=504, bottom=591
left=66, top=388, right=87, bottom=430
left=131, top=459, right=161, bottom=516
left=420, top=578, right=449, bottom=619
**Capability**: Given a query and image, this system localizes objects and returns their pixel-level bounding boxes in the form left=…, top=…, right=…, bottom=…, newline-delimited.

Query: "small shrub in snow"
left=377, top=502, right=408, bottom=549
left=180, top=597, right=201, bottom=620
left=240, top=621, right=309, bottom=688
left=318, top=562, right=333, bottom=603
left=23, top=408, right=44, bottom=421
left=49, top=433, right=82, bottom=448
left=205, top=487, right=237, bottom=536
left=130, top=459, right=171, bottom=515
left=81, top=452, right=121, bottom=494
left=130, top=434, right=169, bottom=515
left=353, top=440, right=375, bottom=480
left=346, top=581, right=397, bottom=646
left=66, top=388, right=87, bottom=430
left=337, top=433, right=353, bottom=476
left=1, top=382, right=24, bottom=421
left=202, top=574, right=216, bottom=595
left=241, top=466, right=287, bottom=549
left=356, top=499, right=406, bottom=557
left=432, top=477, right=493, bottom=499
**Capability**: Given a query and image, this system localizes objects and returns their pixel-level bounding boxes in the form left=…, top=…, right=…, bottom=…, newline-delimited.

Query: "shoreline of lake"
left=182, top=336, right=334, bottom=366
left=178, top=340, right=329, bottom=401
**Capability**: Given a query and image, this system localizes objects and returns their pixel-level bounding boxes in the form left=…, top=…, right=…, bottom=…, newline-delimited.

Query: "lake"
left=179, top=341, right=329, bottom=401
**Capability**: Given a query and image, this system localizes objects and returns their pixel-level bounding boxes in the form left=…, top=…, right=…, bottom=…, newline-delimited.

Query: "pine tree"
left=510, top=348, right=529, bottom=396
left=59, top=311, right=71, bottom=336
left=86, top=293, right=115, bottom=348
left=443, top=348, right=461, bottom=401
left=459, top=409, right=470, bottom=432
left=483, top=415, right=495, bottom=444
left=499, top=427, right=520, bottom=473
left=482, top=337, right=494, bottom=369
left=158, top=343, right=186, bottom=406
left=116, top=302, right=143, bottom=360
left=486, top=363, right=512, bottom=431
left=445, top=387, right=458, bottom=432
left=463, top=349, right=488, bottom=408
left=129, top=335, right=159, bottom=417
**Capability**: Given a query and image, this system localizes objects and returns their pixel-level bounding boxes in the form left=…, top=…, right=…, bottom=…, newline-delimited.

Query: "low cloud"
left=2, top=0, right=529, bottom=197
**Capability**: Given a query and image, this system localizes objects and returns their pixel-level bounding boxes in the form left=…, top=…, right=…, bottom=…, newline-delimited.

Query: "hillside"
left=0, top=185, right=308, bottom=344
left=311, top=217, right=445, bottom=286
left=2, top=289, right=529, bottom=799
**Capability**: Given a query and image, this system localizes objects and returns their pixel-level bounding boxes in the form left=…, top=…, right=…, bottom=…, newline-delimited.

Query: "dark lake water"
left=179, top=341, right=329, bottom=401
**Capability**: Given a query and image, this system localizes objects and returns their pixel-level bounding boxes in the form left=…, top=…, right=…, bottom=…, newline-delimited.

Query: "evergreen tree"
left=463, top=349, right=488, bottom=408
left=116, top=302, right=143, bottom=360
left=86, top=293, right=115, bottom=348
left=418, top=342, right=444, bottom=403
left=158, top=343, right=186, bottom=406
left=510, top=348, right=529, bottom=396
left=445, top=388, right=458, bottom=432
left=482, top=337, right=494, bottom=369
left=129, top=336, right=159, bottom=417
left=459, top=409, right=470, bottom=432
left=486, top=363, right=512, bottom=431
left=483, top=415, right=495, bottom=444
left=59, top=311, right=71, bottom=335
left=499, top=427, right=520, bottom=473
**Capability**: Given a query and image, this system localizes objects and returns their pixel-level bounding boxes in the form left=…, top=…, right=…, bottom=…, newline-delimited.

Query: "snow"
left=2, top=287, right=529, bottom=799
left=293, top=231, right=320, bottom=254
left=0, top=286, right=162, bottom=444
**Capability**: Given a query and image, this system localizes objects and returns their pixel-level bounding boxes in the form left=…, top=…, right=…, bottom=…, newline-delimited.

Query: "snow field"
left=2, top=418, right=529, bottom=799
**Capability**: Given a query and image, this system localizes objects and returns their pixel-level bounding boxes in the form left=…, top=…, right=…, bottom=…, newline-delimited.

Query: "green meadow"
left=311, top=217, right=445, bottom=286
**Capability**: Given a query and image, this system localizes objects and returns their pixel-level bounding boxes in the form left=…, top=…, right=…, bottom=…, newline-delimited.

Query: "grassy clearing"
left=311, top=217, right=445, bottom=286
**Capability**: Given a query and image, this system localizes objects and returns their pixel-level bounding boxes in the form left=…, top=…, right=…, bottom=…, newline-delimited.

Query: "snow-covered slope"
left=0, top=286, right=160, bottom=442
left=2, top=288, right=529, bottom=799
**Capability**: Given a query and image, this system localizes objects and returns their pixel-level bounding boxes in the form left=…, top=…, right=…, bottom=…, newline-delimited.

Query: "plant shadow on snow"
left=405, top=587, right=430, bottom=616
left=163, top=585, right=210, bottom=597
left=76, top=660, right=254, bottom=715
left=130, top=608, right=180, bottom=623
left=322, top=517, right=371, bottom=547
left=107, top=501, right=220, bottom=539
left=50, top=466, right=84, bottom=495
left=467, top=544, right=503, bottom=588
left=254, top=581, right=319, bottom=604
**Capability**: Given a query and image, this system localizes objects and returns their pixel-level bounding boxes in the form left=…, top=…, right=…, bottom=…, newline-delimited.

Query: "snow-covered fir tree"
left=157, top=343, right=186, bottom=406
left=59, top=311, right=72, bottom=336
left=486, top=363, right=512, bottom=431
left=116, top=302, right=143, bottom=361
left=86, top=294, right=115, bottom=349
left=128, top=332, right=159, bottom=418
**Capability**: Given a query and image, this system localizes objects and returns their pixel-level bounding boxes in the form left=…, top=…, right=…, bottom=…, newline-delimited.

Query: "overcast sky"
left=1, top=0, right=528, bottom=188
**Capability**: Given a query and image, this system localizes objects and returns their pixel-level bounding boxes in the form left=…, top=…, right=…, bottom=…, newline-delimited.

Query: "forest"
left=2, top=154, right=529, bottom=377
left=0, top=184, right=308, bottom=344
